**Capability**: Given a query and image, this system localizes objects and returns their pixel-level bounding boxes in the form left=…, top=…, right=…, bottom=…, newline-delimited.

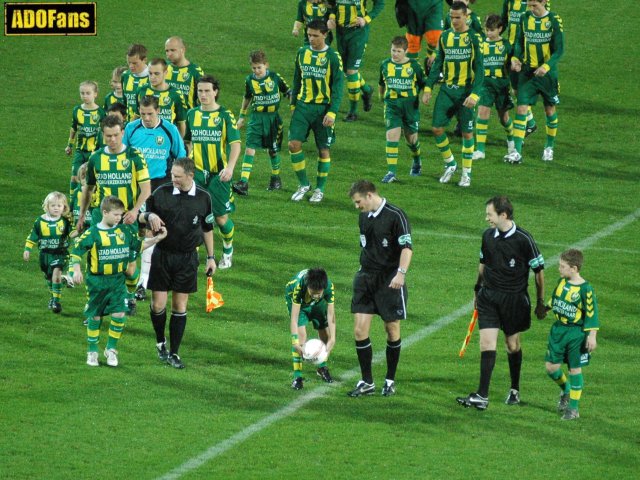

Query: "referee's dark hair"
left=306, top=268, right=328, bottom=292
left=173, top=157, right=195, bottom=176
left=140, top=95, right=159, bottom=109
left=348, top=179, right=377, bottom=198
left=486, top=196, right=514, bottom=219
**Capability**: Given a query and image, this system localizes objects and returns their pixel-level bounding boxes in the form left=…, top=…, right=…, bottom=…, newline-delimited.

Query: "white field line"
left=157, top=208, right=640, bottom=480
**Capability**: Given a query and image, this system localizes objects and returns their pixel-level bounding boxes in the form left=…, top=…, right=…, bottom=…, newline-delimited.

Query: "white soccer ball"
left=302, top=338, right=328, bottom=365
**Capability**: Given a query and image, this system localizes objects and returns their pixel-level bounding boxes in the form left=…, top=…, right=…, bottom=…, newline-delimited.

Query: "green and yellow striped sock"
left=106, top=315, right=126, bottom=350
left=240, top=153, right=255, bottom=182
left=218, top=219, right=234, bottom=255
left=569, top=372, right=583, bottom=410
left=545, top=112, right=558, bottom=148
left=316, top=157, right=331, bottom=192
left=435, top=133, right=453, bottom=161
left=87, top=318, right=101, bottom=353
left=290, top=150, right=309, bottom=186
left=386, top=141, right=399, bottom=173
left=475, top=118, right=489, bottom=153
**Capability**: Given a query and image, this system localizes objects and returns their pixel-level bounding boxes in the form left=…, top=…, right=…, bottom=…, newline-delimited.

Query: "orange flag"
left=459, top=308, right=478, bottom=358
left=206, top=276, right=224, bottom=312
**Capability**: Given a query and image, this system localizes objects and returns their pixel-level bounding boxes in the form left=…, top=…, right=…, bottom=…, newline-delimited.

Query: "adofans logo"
left=5, top=2, right=96, bottom=36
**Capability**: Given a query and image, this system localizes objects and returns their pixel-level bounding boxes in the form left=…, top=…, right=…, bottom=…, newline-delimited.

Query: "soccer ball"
left=302, top=338, right=328, bottom=365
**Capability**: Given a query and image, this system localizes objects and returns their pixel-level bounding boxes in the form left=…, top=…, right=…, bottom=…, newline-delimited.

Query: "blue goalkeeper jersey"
left=123, top=118, right=186, bottom=180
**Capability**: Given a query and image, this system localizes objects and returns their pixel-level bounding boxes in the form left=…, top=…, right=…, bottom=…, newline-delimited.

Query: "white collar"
left=368, top=198, right=386, bottom=218
left=173, top=182, right=196, bottom=196
left=494, top=222, right=516, bottom=238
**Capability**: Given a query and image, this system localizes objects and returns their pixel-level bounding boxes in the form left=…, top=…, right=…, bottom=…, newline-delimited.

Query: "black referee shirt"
left=358, top=199, right=412, bottom=273
left=146, top=181, right=213, bottom=253
left=480, top=222, right=544, bottom=294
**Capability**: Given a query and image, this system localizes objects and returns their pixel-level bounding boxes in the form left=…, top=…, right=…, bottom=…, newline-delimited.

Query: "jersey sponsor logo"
left=155, top=136, right=165, bottom=146
left=360, top=234, right=366, bottom=247
left=5, top=2, right=96, bottom=36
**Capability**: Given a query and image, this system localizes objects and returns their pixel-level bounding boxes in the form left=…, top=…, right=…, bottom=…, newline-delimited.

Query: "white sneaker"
left=458, top=173, right=471, bottom=187
left=218, top=253, right=233, bottom=270
left=86, top=351, right=99, bottom=367
left=471, top=151, right=485, bottom=161
left=507, top=140, right=516, bottom=154
left=542, top=147, right=554, bottom=161
left=503, top=151, right=522, bottom=164
left=104, top=348, right=118, bottom=367
left=309, top=189, right=324, bottom=203
left=291, top=185, right=310, bottom=201
left=439, top=159, right=457, bottom=184
left=61, top=274, right=75, bottom=288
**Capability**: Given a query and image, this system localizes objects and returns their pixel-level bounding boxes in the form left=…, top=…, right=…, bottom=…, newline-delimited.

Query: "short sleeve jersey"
left=71, top=105, right=106, bottom=152
left=379, top=58, right=426, bottom=100
left=244, top=71, right=290, bottom=113
left=134, top=85, right=188, bottom=125
left=482, top=38, right=511, bottom=78
left=285, top=269, right=335, bottom=307
left=70, top=186, right=93, bottom=227
left=104, top=92, right=125, bottom=111
left=358, top=199, right=412, bottom=273
left=24, top=215, right=71, bottom=253
left=479, top=222, right=544, bottom=294
left=331, top=0, right=384, bottom=27
left=514, top=10, right=564, bottom=72
left=166, top=62, right=204, bottom=109
left=71, top=224, right=135, bottom=275
left=549, top=278, right=599, bottom=331
left=185, top=106, right=241, bottom=174
left=292, top=45, right=344, bottom=114
left=86, top=146, right=150, bottom=210
left=501, top=0, right=552, bottom=48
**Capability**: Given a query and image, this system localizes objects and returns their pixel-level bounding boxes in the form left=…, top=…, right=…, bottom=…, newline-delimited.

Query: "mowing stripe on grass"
left=157, top=208, right=640, bottom=480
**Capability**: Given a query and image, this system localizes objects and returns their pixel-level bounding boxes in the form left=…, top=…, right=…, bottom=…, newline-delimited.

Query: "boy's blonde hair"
left=80, top=80, right=99, bottom=93
left=42, top=191, right=70, bottom=215
left=112, top=66, right=127, bottom=81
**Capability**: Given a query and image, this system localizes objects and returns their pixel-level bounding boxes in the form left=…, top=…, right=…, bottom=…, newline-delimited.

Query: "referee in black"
left=457, top=195, right=545, bottom=410
left=347, top=180, right=413, bottom=397
left=138, top=157, right=216, bottom=369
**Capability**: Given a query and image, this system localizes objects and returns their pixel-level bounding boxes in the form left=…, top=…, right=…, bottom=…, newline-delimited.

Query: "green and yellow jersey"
left=70, top=185, right=93, bottom=228
left=549, top=278, right=599, bottom=331
left=501, top=0, right=552, bottom=48
left=426, top=28, right=484, bottom=96
left=513, top=9, right=564, bottom=73
left=70, top=105, right=105, bottom=152
left=285, top=269, right=335, bottom=308
left=103, top=91, right=124, bottom=111
left=24, top=215, right=71, bottom=254
left=296, top=0, right=334, bottom=43
left=482, top=37, right=511, bottom=78
left=71, top=223, right=135, bottom=275
left=244, top=70, right=290, bottom=113
left=379, top=57, right=427, bottom=100
left=121, top=69, right=149, bottom=121
left=291, top=45, right=344, bottom=115
left=134, top=84, right=188, bottom=125
left=185, top=106, right=241, bottom=174
left=85, top=146, right=150, bottom=210
left=330, top=0, right=384, bottom=27
left=166, top=62, right=204, bottom=109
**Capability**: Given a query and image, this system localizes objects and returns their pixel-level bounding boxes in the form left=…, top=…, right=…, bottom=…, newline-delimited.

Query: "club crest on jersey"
left=509, top=258, right=516, bottom=268
left=213, top=116, right=222, bottom=126
left=180, top=72, right=190, bottom=81
left=497, top=44, right=505, bottom=53
left=265, top=79, right=275, bottom=92
left=545, top=21, right=551, bottom=28
left=318, top=5, right=327, bottom=15
left=360, top=234, right=366, bottom=247
left=90, top=112, right=100, bottom=123
left=318, top=56, right=328, bottom=66
left=571, top=291, right=580, bottom=302
left=405, top=67, right=413, bottom=76
left=155, top=136, right=165, bottom=146
left=160, top=96, right=170, bottom=106
left=463, top=35, right=470, bottom=45
left=119, top=158, right=130, bottom=169
left=56, top=223, right=65, bottom=235
left=117, top=231, right=125, bottom=242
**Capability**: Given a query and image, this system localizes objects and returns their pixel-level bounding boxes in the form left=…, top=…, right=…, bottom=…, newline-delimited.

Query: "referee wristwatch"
left=397, top=267, right=407, bottom=274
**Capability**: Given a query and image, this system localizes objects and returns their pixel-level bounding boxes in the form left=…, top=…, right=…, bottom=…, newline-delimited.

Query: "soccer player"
left=292, top=0, right=334, bottom=46
left=104, top=66, right=127, bottom=111
left=134, top=58, right=188, bottom=138
left=348, top=180, right=413, bottom=397
left=185, top=75, right=240, bottom=269
left=121, top=44, right=149, bottom=122
left=379, top=36, right=429, bottom=183
left=504, top=0, right=564, bottom=164
left=327, top=0, right=383, bottom=121
left=287, top=268, right=336, bottom=390
left=165, top=36, right=204, bottom=110
left=543, top=249, right=599, bottom=421
left=288, top=19, right=344, bottom=204
left=23, top=192, right=71, bottom=313
left=443, top=0, right=482, bottom=34
left=472, top=14, right=516, bottom=161
left=65, top=80, right=106, bottom=194
left=423, top=1, right=483, bottom=187
left=138, top=157, right=216, bottom=369
left=71, top=196, right=137, bottom=367
left=233, top=50, right=291, bottom=195
left=394, top=0, right=444, bottom=74
left=457, top=196, right=546, bottom=410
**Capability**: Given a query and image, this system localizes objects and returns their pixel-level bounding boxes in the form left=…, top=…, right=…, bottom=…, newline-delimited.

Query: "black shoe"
left=134, top=285, right=146, bottom=301
left=51, top=301, right=62, bottom=314
left=362, top=88, right=373, bottom=112
left=316, top=366, right=333, bottom=383
left=267, top=175, right=282, bottom=191
left=344, top=112, right=358, bottom=122
left=453, top=122, right=462, bottom=137
left=456, top=392, right=489, bottom=410
left=156, top=341, right=169, bottom=361
left=291, top=377, right=304, bottom=390
left=381, top=380, right=396, bottom=396
left=232, top=181, right=249, bottom=196
left=347, top=380, right=375, bottom=397
left=167, top=353, right=185, bottom=369
left=127, top=298, right=137, bottom=316
left=505, top=388, right=521, bottom=405
left=525, top=124, right=537, bottom=137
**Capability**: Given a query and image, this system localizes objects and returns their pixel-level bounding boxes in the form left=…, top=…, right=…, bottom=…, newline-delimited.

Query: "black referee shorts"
left=476, top=287, right=531, bottom=336
left=148, top=248, right=199, bottom=294
left=351, top=269, right=408, bottom=322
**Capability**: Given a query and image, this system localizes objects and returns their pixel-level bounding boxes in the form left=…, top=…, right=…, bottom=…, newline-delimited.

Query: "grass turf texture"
left=1, top=1, right=639, bottom=478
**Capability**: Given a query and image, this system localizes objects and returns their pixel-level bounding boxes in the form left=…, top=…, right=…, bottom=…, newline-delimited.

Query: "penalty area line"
left=156, top=207, right=640, bottom=480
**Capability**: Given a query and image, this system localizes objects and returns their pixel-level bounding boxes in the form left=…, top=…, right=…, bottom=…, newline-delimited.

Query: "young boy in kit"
left=233, top=50, right=291, bottom=195
left=473, top=14, right=515, bottom=161
left=544, top=249, right=600, bottom=421
left=378, top=36, right=429, bottom=184
left=65, top=81, right=106, bottom=194
left=23, top=192, right=72, bottom=313
left=104, top=66, right=127, bottom=111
